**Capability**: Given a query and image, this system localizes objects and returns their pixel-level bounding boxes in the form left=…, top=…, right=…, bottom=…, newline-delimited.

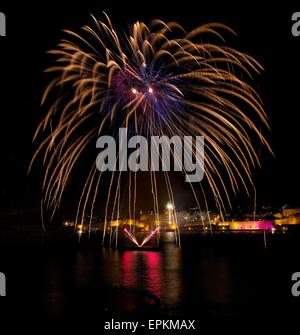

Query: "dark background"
left=0, top=1, right=299, bottom=216
left=0, top=2, right=300, bottom=332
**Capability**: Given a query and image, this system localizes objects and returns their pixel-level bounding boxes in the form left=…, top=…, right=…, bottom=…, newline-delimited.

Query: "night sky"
left=0, top=1, right=299, bottom=215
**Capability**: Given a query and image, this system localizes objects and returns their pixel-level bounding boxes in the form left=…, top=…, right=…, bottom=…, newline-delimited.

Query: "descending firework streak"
left=30, top=13, right=271, bottom=247
left=123, top=227, right=159, bottom=248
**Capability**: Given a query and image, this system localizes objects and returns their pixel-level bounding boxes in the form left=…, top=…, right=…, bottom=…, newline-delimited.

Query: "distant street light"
left=166, top=202, right=174, bottom=210
left=167, top=202, right=174, bottom=224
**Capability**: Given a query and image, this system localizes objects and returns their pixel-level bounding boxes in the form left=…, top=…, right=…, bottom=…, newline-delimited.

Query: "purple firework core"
left=111, top=69, right=154, bottom=102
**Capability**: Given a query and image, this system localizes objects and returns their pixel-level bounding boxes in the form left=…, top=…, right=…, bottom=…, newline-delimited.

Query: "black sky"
left=0, top=1, right=300, bottom=214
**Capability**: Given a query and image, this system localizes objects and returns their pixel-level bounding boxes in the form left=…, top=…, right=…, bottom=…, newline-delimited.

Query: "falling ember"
left=30, top=13, right=272, bottom=246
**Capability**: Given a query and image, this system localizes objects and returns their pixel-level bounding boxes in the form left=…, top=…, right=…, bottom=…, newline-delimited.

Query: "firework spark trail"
left=124, top=228, right=139, bottom=247
left=140, top=228, right=159, bottom=247
left=30, top=13, right=272, bottom=244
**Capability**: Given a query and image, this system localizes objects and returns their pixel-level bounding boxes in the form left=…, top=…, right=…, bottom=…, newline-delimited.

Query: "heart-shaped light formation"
left=124, top=227, right=159, bottom=248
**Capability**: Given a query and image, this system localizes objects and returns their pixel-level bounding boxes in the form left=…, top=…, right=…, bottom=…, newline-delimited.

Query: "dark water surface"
left=0, top=232, right=300, bottom=330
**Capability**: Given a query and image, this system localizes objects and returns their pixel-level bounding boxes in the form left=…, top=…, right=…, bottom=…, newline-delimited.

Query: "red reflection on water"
left=122, top=251, right=134, bottom=270
left=121, top=251, right=161, bottom=299
left=144, top=252, right=161, bottom=298
left=121, top=251, right=137, bottom=287
left=144, top=251, right=159, bottom=268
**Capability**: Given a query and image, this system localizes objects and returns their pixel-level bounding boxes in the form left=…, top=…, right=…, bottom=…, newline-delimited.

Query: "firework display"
left=30, top=14, right=271, bottom=243
left=2, top=2, right=300, bottom=329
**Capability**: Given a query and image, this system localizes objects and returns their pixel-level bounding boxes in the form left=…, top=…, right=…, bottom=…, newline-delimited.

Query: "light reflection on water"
left=7, top=232, right=297, bottom=318
left=100, top=245, right=183, bottom=309
left=43, top=242, right=257, bottom=314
